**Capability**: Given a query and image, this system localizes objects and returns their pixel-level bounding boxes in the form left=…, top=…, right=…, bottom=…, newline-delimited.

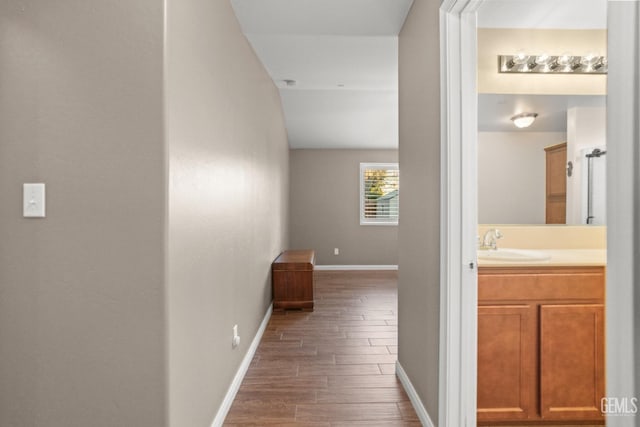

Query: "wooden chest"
left=272, top=250, right=315, bottom=311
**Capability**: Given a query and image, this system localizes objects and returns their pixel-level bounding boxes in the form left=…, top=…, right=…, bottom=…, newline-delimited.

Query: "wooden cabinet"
left=540, top=304, right=605, bottom=420
left=477, top=304, right=535, bottom=421
left=545, top=142, right=567, bottom=224
left=272, top=250, right=315, bottom=311
left=478, top=266, right=605, bottom=425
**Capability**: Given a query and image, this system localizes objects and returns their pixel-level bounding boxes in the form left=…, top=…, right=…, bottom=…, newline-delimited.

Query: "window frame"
left=359, top=162, right=399, bottom=226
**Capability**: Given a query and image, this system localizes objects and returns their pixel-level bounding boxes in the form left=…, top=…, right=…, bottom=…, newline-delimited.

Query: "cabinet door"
left=540, top=304, right=605, bottom=421
left=477, top=305, right=536, bottom=421
left=545, top=143, right=567, bottom=224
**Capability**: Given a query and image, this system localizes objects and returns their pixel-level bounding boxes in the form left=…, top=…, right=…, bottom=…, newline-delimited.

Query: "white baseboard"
left=396, top=361, right=436, bottom=427
left=314, top=265, right=398, bottom=271
left=210, top=304, right=272, bottom=427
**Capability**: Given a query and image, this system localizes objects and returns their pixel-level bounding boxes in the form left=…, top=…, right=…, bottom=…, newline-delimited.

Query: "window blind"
left=360, top=163, right=399, bottom=225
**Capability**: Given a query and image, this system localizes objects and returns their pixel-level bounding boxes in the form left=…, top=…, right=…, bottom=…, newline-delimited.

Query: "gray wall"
left=166, top=1, right=289, bottom=426
left=290, top=149, right=398, bottom=265
left=0, top=1, right=289, bottom=426
left=479, top=132, right=566, bottom=224
left=0, top=2, right=167, bottom=426
left=398, top=0, right=441, bottom=421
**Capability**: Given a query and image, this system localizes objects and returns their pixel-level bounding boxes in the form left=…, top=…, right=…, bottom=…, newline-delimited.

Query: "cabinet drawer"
left=478, top=267, right=605, bottom=302
left=478, top=274, right=538, bottom=301
left=535, top=273, right=604, bottom=300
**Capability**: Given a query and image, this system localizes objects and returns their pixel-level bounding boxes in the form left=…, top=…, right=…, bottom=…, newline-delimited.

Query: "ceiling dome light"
left=511, top=112, right=538, bottom=128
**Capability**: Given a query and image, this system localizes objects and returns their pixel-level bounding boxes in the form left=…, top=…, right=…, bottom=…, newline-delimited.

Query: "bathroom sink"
left=478, top=248, right=551, bottom=262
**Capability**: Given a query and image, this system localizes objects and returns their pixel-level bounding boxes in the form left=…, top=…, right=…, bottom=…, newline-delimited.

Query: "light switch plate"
left=23, top=183, right=45, bottom=218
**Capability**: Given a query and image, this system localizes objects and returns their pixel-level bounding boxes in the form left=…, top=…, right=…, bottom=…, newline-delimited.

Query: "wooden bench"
left=272, top=249, right=315, bottom=311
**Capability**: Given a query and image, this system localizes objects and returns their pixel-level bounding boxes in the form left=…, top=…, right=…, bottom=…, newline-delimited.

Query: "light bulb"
left=511, top=113, right=538, bottom=129
left=512, top=52, right=529, bottom=65
left=557, top=53, right=573, bottom=66
left=581, top=52, right=600, bottom=67
left=535, top=53, right=552, bottom=65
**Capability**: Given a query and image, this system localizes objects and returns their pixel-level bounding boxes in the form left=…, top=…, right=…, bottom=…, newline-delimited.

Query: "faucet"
left=480, top=228, right=503, bottom=250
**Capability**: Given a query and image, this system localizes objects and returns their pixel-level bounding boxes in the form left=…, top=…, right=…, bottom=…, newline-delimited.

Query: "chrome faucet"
left=480, top=228, right=503, bottom=250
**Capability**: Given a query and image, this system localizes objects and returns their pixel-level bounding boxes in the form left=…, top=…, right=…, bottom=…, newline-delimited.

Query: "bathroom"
left=474, top=0, right=607, bottom=424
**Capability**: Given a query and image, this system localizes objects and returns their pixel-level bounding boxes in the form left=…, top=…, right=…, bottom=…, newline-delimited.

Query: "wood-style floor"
left=224, top=270, right=420, bottom=426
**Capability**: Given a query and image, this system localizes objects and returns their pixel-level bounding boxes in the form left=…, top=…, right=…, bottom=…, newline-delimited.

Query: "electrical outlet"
left=334, top=248, right=339, bottom=255
left=232, top=325, right=240, bottom=348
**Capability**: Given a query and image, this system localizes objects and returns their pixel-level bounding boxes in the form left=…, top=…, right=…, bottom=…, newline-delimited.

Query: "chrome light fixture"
left=511, top=113, right=538, bottom=128
left=499, top=53, right=607, bottom=74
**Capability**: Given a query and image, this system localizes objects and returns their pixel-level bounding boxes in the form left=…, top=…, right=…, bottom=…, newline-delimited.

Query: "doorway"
left=440, top=1, right=637, bottom=426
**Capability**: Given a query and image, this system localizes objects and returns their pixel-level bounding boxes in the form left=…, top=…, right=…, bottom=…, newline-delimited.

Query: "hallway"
left=224, top=271, right=420, bottom=425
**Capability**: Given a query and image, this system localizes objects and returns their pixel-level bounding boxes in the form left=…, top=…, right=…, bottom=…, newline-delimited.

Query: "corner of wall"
left=165, top=1, right=289, bottom=425
left=396, top=361, right=436, bottom=427
left=397, top=0, right=442, bottom=421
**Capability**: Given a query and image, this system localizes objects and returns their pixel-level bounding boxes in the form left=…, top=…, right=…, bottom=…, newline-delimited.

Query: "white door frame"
left=605, top=2, right=639, bottom=426
left=439, top=1, right=481, bottom=426
left=440, top=1, right=639, bottom=426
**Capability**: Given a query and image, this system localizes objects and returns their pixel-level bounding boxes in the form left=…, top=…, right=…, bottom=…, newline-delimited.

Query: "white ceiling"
left=231, top=0, right=415, bottom=36
left=231, top=0, right=413, bottom=149
left=247, top=35, right=398, bottom=91
left=478, top=94, right=605, bottom=132
left=282, top=89, right=397, bottom=149
left=231, top=0, right=607, bottom=148
left=478, top=0, right=606, bottom=30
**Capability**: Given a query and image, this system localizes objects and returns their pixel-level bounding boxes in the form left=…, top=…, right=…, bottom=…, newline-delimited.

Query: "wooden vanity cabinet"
left=477, top=266, right=605, bottom=425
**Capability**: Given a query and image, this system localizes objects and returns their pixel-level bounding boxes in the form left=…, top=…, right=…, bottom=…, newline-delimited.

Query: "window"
left=360, top=163, right=399, bottom=225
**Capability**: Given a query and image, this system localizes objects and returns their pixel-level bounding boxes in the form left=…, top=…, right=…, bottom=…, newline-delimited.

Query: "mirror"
left=475, top=21, right=607, bottom=225
left=477, top=94, right=606, bottom=225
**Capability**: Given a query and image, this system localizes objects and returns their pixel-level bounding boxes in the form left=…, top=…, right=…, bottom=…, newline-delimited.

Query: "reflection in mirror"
left=477, top=95, right=606, bottom=225
left=475, top=18, right=607, bottom=226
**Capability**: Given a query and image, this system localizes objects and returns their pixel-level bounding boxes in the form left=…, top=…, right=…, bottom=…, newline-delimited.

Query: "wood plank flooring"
left=224, top=270, right=420, bottom=426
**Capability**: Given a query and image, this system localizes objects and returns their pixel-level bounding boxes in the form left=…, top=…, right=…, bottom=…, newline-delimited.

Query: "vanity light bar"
left=498, top=54, right=608, bottom=74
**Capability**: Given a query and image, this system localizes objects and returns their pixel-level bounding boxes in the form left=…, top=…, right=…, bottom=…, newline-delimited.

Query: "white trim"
left=210, top=304, right=273, bottom=427
left=606, top=2, right=639, bottom=425
left=359, top=162, right=400, bottom=226
left=459, top=7, right=480, bottom=427
left=314, top=265, right=398, bottom=271
left=439, top=4, right=638, bottom=427
left=439, top=1, right=481, bottom=426
left=396, top=361, right=436, bottom=427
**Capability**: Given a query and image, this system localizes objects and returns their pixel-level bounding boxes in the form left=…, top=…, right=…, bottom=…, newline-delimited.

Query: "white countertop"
left=477, top=248, right=607, bottom=268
